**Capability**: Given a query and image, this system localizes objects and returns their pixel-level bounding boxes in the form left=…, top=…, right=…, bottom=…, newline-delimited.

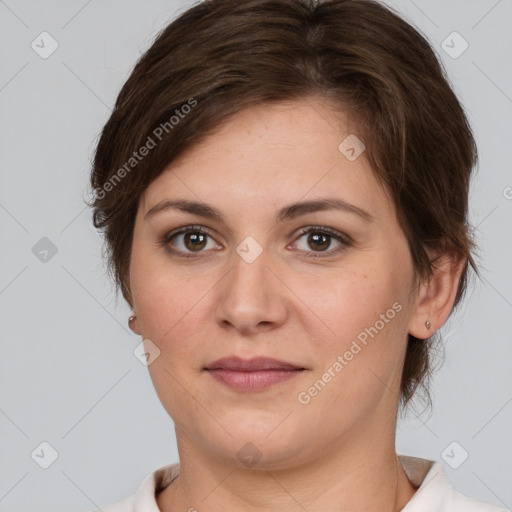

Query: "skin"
left=128, top=97, right=464, bottom=511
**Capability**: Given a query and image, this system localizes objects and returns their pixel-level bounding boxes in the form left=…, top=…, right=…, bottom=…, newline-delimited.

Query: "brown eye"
left=183, top=232, right=208, bottom=251
left=161, top=225, right=221, bottom=257
left=293, top=226, right=352, bottom=257
left=307, top=232, right=331, bottom=251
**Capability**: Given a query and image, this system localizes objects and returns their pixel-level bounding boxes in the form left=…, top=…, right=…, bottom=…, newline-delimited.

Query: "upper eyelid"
left=164, top=224, right=351, bottom=250
left=295, top=225, right=352, bottom=241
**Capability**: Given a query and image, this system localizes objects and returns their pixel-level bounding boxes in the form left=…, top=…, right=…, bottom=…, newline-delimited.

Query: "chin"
left=201, top=420, right=314, bottom=470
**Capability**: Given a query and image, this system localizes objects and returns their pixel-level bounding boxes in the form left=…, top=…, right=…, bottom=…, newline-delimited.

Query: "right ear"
left=128, top=313, right=142, bottom=335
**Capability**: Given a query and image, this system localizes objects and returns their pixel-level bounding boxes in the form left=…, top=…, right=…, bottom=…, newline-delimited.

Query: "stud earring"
left=128, top=314, right=136, bottom=327
left=425, top=320, right=431, bottom=330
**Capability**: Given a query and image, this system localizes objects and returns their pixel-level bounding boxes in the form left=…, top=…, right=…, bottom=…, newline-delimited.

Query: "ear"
left=125, top=273, right=141, bottom=335
left=129, top=314, right=142, bottom=335
left=408, top=250, right=466, bottom=339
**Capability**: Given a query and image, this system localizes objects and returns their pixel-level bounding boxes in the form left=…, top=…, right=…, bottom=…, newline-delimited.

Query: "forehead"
left=139, top=98, right=393, bottom=221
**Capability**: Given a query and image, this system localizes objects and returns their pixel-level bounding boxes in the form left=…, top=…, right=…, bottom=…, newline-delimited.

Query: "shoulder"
left=399, top=455, right=509, bottom=512
left=87, top=462, right=179, bottom=512
left=445, top=486, right=508, bottom=512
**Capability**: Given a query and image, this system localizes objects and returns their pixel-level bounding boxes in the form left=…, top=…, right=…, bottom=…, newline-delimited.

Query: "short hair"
left=87, top=0, right=479, bottom=411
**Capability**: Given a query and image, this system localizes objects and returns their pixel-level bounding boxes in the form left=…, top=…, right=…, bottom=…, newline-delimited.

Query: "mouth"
left=204, top=356, right=306, bottom=392
left=204, top=356, right=305, bottom=372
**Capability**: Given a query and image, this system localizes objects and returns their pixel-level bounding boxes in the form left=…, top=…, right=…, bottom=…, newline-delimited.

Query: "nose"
left=213, top=245, right=289, bottom=335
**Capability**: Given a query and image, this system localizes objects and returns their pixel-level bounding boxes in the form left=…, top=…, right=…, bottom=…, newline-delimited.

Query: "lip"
left=204, top=357, right=306, bottom=392
left=204, top=356, right=304, bottom=371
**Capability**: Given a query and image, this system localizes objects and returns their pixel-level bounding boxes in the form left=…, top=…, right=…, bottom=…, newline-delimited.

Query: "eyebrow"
left=144, top=197, right=375, bottom=224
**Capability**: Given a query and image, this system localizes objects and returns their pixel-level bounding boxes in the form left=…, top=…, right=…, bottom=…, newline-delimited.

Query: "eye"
left=160, top=225, right=221, bottom=258
left=159, top=224, right=352, bottom=259
left=291, top=226, right=352, bottom=257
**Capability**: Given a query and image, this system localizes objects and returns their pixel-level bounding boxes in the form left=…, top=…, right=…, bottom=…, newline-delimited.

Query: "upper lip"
left=204, top=356, right=305, bottom=371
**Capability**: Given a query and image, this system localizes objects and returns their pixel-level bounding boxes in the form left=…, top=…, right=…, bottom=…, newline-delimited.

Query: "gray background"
left=1, top=0, right=511, bottom=510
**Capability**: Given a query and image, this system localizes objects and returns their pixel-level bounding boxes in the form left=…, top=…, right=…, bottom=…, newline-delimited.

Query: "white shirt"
left=96, top=454, right=509, bottom=511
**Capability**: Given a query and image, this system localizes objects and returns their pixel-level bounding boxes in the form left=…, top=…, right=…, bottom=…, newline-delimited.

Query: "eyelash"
left=159, top=224, right=353, bottom=259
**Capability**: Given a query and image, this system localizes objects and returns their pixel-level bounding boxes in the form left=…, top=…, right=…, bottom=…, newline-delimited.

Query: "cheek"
left=130, top=246, right=216, bottom=340
left=313, top=266, right=397, bottom=340
left=307, top=265, right=409, bottom=384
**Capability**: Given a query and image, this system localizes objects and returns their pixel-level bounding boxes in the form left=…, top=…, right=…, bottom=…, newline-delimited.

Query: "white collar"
left=124, top=454, right=505, bottom=511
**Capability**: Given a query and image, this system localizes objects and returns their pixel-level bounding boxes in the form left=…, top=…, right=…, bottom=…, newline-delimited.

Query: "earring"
left=425, top=320, right=431, bottom=330
left=128, top=314, right=136, bottom=327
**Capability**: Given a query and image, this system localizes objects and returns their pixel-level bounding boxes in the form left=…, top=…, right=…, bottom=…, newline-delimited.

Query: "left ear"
left=408, top=249, right=466, bottom=339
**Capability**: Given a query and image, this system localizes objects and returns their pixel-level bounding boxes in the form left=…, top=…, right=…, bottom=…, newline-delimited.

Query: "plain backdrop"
left=0, top=0, right=511, bottom=510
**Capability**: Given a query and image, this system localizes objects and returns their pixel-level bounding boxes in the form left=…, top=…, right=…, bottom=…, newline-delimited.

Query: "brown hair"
left=87, top=0, right=479, bottom=411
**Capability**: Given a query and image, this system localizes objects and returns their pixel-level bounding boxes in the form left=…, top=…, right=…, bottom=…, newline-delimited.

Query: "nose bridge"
left=230, top=236, right=273, bottom=300
left=214, top=235, right=287, bottom=331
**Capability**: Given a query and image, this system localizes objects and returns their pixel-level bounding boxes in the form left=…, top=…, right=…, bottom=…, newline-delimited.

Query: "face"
left=129, top=98, right=422, bottom=469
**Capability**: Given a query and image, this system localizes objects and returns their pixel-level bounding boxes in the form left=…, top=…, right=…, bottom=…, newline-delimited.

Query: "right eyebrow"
left=144, top=197, right=375, bottom=224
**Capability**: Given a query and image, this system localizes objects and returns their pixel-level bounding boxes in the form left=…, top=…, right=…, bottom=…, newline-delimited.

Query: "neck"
left=157, top=425, right=417, bottom=511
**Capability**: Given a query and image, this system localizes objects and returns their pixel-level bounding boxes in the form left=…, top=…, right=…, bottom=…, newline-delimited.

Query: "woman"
left=88, top=0, right=507, bottom=510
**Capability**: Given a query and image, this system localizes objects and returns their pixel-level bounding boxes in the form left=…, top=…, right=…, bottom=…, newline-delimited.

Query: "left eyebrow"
left=144, top=197, right=375, bottom=224
left=276, top=198, right=375, bottom=223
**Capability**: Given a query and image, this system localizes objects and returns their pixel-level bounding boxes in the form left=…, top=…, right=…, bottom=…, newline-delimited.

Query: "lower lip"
left=206, top=369, right=304, bottom=392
